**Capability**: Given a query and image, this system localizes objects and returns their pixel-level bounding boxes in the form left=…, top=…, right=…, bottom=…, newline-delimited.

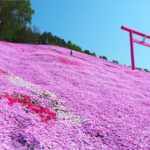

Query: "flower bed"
left=1, top=92, right=56, bottom=123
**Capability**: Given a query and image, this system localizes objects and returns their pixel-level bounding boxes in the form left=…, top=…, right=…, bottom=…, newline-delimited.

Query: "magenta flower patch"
left=58, top=56, right=82, bottom=66
left=1, top=92, right=56, bottom=123
left=0, top=69, right=9, bottom=75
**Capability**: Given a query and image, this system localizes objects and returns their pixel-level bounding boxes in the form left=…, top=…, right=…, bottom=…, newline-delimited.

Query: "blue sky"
left=31, top=0, right=150, bottom=69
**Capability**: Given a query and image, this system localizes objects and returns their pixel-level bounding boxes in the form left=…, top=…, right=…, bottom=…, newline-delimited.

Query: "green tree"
left=0, top=0, right=34, bottom=41
left=14, top=26, right=40, bottom=44
left=91, top=52, right=96, bottom=56
left=144, top=68, right=150, bottom=72
left=99, top=56, right=108, bottom=60
left=112, top=60, right=119, bottom=64
left=39, top=32, right=48, bottom=44
left=84, top=50, right=91, bottom=55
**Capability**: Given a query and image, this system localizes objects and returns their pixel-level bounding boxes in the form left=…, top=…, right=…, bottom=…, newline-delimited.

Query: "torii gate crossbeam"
left=121, top=26, right=150, bottom=70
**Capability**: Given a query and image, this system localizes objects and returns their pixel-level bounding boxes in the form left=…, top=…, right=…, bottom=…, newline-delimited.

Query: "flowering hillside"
left=0, top=41, right=150, bottom=150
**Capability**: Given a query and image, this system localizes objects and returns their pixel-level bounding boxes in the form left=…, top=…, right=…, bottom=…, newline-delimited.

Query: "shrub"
left=99, top=56, right=108, bottom=60
left=144, top=68, right=150, bottom=72
left=84, top=50, right=91, bottom=55
left=112, top=60, right=119, bottom=64
left=136, top=67, right=142, bottom=70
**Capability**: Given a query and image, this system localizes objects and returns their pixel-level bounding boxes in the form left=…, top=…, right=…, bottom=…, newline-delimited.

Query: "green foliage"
left=136, top=67, right=142, bottom=70
left=67, top=41, right=82, bottom=52
left=84, top=50, right=91, bottom=55
left=135, top=67, right=150, bottom=72
left=14, top=26, right=40, bottom=44
left=0, top=0, right=34, bottom=41
left=144, top=68, right=150, bottom=72
left=37, top=32, right=84, bottom=52
left=91, top=52, right=96, bottom=56
left=83, top=50, right=96, bottom=56
left=99, top=56, right=108, bottom=60
left=112, top=60, right=119, bottom=64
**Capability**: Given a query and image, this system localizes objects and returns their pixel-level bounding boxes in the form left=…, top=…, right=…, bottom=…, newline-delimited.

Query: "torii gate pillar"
left=129, top=32, right=135, bottom=70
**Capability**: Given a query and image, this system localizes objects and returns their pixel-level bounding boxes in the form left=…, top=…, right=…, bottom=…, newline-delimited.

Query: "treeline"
left=12, top=26, right=96, bottom=56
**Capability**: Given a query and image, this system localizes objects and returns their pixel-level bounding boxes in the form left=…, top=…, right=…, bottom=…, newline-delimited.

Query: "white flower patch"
left=7, top=75, right=33, bottom=89
left=38, top=88, right=83, bottom=126
left=33, top=90, right=83, bottom=126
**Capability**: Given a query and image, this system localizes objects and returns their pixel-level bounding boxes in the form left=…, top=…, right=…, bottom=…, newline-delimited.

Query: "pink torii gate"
left=121, top=26, right=150, bottom=70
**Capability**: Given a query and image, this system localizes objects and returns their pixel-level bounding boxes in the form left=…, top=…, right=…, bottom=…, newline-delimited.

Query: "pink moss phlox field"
left=1, top=41, right=150, bottom=149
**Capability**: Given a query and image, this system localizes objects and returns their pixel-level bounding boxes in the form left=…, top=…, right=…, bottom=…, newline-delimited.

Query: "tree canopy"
left=0, top=0, right=34, bottom=41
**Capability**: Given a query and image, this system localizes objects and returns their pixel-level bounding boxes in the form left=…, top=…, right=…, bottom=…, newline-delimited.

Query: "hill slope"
left=0, top=41, right=150, bottom=149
